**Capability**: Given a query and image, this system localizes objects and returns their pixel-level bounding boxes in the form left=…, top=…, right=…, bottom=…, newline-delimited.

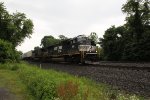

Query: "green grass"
left=0, top=62, right=146, bottom=100
left=0, top=70, right=34, bottom=100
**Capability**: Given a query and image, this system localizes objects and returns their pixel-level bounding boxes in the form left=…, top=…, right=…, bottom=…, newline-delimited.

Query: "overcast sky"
left=2, top=0, right=127, bottom=53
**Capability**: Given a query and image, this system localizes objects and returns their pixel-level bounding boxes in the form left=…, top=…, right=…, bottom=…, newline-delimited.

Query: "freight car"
left=23, top=35, right=99, bottom=64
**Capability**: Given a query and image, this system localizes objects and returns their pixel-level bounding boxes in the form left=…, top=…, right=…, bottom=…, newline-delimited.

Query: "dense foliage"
left=100, top=26, right=127, bottom=60
left=0, top=2, right=33, bottom=47
left=88, top=32, right=98, bottom=43
left=0, top=2, right=34, bottom=62
left=40, top=35, right=69, bottom=48
left=40, top=35, right=60, bottom=48
left=100, top=0, right=150, bottom=61
left=0, top=39, right=20, bottom=63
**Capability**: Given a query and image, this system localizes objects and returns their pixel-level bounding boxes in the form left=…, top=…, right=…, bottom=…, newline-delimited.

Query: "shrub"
left=10, top=64, right=19, bottom=71
left=18, top=66, right=57, bottom=100
left=0, top=39, right=20, bottom=63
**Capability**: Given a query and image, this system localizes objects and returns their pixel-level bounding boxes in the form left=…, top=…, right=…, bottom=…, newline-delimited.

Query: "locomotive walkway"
left=30, top=61, right=150, bottom=98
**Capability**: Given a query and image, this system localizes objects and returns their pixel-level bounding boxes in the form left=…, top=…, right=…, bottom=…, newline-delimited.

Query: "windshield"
left=77, top=35, right=88, bottom=44
left=77, top=35, right=86, bottom=41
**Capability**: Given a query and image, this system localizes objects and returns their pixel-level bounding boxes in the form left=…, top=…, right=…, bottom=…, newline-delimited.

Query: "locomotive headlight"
left=96, top=50, right=97, bottom=52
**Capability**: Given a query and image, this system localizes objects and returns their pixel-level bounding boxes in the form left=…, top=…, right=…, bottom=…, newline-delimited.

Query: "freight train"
left=22, top=35, right=99, bottom=64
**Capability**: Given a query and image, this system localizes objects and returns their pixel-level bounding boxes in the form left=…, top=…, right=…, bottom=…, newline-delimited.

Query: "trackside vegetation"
left=0, top=39, right=21, bottom=63
left=100, top=0, right=150, bottom=61
left=0, top=62, right=145, bottom=100
left=0, top=66, right=34, bottom=100
left=0, top=2, right=33, bottom=63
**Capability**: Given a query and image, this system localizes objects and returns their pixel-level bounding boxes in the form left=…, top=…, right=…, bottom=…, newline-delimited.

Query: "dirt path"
left=0, top=88, right=16, bottom=100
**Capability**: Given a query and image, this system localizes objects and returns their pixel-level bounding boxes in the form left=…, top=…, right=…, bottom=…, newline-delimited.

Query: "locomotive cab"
left=76, top=35, right=98, bottom=64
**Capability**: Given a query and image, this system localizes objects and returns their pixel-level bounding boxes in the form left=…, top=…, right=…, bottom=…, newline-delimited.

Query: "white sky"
left=2, top=0, right=127, bottom=53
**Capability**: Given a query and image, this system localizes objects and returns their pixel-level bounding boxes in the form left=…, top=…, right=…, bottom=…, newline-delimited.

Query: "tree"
left=0, top=2, right=33, bottom=63
left=100, top=0, right=150, bottom=61
left=40, top=35, right=60, bottom=48
left=88, top=32, right=98, bottom=43
left=58, top=35, right=68, bottom=41
left=100, top=26, right=127, bottom=60
left=121, top=0, right=150, bottom=61
left=122, top=0, right=150, bottom=42
left=0, top=2, right=34, bottom=47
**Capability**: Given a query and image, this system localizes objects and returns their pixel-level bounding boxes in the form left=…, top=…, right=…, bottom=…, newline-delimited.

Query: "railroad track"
left=29, top=61, right=150, bottom=98
left=44, top=61, right=150, bottom=71
left=92, top=64, right=150, bottom=71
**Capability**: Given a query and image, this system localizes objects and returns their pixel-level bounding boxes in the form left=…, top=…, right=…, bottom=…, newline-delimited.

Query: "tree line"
left=100, top=0, right=150, bottom=61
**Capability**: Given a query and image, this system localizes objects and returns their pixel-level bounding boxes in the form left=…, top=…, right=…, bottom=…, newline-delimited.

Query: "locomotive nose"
left=78, top=45, right=91, bottom=52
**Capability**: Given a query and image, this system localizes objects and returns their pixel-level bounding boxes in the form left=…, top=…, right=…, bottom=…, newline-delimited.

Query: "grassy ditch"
left=0, top=62, right=145, bottom=100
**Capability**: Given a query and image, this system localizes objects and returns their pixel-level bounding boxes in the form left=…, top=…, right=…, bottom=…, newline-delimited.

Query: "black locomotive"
left=23, top=35, right=98, bottom=64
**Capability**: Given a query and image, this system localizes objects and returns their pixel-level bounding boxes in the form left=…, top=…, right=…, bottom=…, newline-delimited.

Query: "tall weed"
left=56, top=80, right=79, bottom=100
